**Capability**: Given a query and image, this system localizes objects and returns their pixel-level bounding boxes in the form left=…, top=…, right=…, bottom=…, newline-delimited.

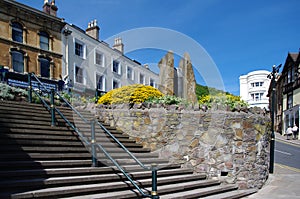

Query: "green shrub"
left=0, top=83, right=27, bottom=100
left=146, top=95, right=186, bottom=105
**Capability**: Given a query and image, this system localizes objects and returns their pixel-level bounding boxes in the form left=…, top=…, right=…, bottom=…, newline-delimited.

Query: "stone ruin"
left=158, top=51, right=197, bottom=104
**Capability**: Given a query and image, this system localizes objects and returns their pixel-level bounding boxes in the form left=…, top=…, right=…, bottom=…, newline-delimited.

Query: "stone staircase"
left=0, top=100, right=257, bottom=198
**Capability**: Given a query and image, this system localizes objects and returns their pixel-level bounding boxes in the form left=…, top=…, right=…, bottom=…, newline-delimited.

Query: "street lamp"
left=267, top=64, right=281, bottom=174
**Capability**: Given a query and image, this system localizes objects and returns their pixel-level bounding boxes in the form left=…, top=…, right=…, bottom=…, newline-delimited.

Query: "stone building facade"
left=0, top=0, right=65, bottom=80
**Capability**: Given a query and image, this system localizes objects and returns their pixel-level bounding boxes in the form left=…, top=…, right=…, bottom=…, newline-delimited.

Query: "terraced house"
left=62, top=21, right=159, bottom=96
left=0, top=0, right=65, bottom=82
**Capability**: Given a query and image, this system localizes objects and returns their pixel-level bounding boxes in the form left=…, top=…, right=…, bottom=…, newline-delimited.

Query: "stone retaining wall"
left=96, top=105, right=271, bottom=189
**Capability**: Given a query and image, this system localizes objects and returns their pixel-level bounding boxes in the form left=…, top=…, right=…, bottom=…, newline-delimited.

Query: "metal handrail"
left=27, top=73, right=159, bottom=198
left=96, top=120, right=151, bottom=170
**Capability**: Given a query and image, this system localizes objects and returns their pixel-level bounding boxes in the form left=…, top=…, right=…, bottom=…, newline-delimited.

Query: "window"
left=139, top=73, right=145, bottom=84
left=11, top=50, right=24, bottom=73
left=95, top=52, right=103, bottom=66
left=251, top=92, right=264, bottom=101
left=112, top=60, right=121, bottom=74
left=251, top=82, right=264, bottom=87
left=96, top=74, right=105, bottom=91
left=12, top=22, right=23, bottom=43
left=287, top=93, right=293, bottom=109
left=112, top=79, right=120, bottom=89
left=75, top=66, right=83, bottom=84
left=39, top=58, right=50, bottom=78
left=75, top=42, right=84, bottom=58
left=150, top=78, right=155, bottom=87
left=287, top=68, right=294, bottom=84
left=39, top=31, right=49, bottom=50
left=127, top=66, right=134, bottom=80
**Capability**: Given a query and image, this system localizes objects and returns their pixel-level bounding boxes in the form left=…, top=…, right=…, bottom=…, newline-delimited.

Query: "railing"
left=27, top=73, right=159, bottom=199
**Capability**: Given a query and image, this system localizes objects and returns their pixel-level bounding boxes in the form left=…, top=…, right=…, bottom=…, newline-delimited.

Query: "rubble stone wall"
left=96, top=105, right=271, bottom=189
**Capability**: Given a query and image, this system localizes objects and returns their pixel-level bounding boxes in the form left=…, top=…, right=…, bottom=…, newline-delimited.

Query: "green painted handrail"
left=27, top=73, right=159, bottom=198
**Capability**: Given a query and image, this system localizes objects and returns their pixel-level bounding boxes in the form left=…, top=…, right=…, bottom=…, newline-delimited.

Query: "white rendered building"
left=61, top=20, right=159, bottom=96
left=239, top=70, right=271, bottom=110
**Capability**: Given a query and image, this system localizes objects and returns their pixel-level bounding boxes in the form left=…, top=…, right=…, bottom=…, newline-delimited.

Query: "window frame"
left=96, top=73, right=105, bottom=91
left=112, top=60, right=121, bottom=75
left=139, top=73, right=145, bottom=84
left=74, top=39, right=86, bottom=59
left=287, top=92, right=293, bottom=109
left=39, top=57, right=50, bottom=78
left=112, top=79, right=120, bottom=89
left=39, top=31, right=49, bottom=51
left=11, top=50, right=24, bottom=73
left=75, top=65, right=84, bottom=84
left=95, top=51, right=104, bottom=67
left=126, top=66, right=134, bottom=80
left=150, top=78, right=155, bottom=87
left=12, top=22, right=23, bottom=43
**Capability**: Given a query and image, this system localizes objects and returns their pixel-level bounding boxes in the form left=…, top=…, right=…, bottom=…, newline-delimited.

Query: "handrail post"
left=151, top=163, right=159, bottom=199
left=50, top=88, right=55, bottom=126
left=91, top=119, right=97, bottom=167
left=27, top=73, right=32, bottom=103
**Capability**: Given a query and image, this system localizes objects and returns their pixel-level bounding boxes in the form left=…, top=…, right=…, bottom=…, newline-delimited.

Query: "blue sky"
left=17, top=0, right=300, bottom=95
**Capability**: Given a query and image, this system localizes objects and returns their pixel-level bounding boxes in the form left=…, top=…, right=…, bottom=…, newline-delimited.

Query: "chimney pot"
left=85, top=19, right=100, bottom=40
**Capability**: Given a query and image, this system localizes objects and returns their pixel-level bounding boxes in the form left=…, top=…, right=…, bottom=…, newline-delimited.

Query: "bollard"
left=50, top=88, right=55, bottom=126
left=151, top=163, right=159, bottom=199
left=27, top=73, right=32, bottom=103
left=91, top=119, right=97, bottom=167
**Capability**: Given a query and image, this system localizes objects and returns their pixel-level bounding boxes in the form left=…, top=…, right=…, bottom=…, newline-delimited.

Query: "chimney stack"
left=43, top=0, right=58, bottom=16
left=85, top=19, right=100, bottom=40
left=113, top=37, right=124, bottom=54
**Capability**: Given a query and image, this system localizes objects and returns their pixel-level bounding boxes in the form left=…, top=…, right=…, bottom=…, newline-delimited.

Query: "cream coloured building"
left=239, top=70, right=271, bottom=110
left=62, top=21, right=159, bottom=96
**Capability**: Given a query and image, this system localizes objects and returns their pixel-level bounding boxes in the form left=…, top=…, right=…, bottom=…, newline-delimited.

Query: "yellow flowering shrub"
left=97, top=84, right=163, bottom=104
left=199, top=93, right=248, bottom=110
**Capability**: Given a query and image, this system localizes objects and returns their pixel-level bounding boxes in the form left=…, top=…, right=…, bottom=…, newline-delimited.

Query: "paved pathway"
left=245, top=132, right=300, bottom=198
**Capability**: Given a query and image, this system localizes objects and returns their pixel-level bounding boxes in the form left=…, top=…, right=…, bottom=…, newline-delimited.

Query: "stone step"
left=0, top=139, right=84, bottom=147
left=0, top=160, right=94, bottom=170
left=0, top=163, right=182, bottom=178
left=5, top=174, right=209, bottom=198
left=0, top=145, right=150, bottom=153
left=0, top=168, right=195, bottom=190
left=159, top=184, right=239, bottom=199
left=0, top=139, right=143, bottom=148
left=1, top=127, right=77, bottom=136
left=60, top=179, right=221, bottom=199
left=201, top=188, right=258, bottom=199
left=0, top=151, right=159, bottom=161
left=1, top=133, right=81, bottom=141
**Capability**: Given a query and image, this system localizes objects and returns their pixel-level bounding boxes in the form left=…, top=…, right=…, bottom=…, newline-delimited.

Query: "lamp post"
left=267, top=64, right=281, bottom=174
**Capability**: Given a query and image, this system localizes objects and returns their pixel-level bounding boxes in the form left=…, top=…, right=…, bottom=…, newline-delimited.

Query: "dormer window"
left=12, top=22, right=23, bottom=43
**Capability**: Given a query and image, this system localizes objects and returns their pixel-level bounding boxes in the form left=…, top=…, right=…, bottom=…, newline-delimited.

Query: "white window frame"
left=74, top=64, right=85, bottom=84
left=74, top=39, right=86, bottom=59
left=96, top=73, right=105, bottom=91
left=149, top=78, right=155, bottom=87
left=139, top=72, right=145, bottom=84
left=95, top=51, right=104, bottom=67
left=112, top=79, right=120, bottom=89
left=126, top=66, right=134, bottom=80
left=112, top=59, right=121, bottom=75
